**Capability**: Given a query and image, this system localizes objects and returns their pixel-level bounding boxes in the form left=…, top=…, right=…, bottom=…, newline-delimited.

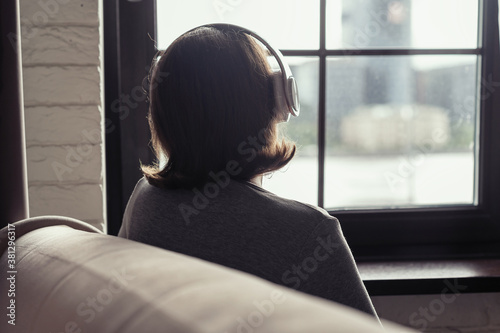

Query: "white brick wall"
left=20, top=0, right=105, bottom=231
left=21, top=27, right=99, bottom=65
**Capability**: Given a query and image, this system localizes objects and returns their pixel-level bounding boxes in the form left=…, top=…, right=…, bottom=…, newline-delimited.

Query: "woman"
left=118, top=24, right=378, bottom=317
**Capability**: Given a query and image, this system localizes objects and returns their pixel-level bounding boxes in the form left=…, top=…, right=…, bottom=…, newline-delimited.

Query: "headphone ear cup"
left=287, top=76, right=300, bottom=117
left=271, top=71, right=291, bottom=122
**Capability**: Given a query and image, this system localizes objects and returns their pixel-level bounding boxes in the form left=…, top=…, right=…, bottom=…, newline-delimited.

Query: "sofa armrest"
left=0, top=218, right=418, bottom=333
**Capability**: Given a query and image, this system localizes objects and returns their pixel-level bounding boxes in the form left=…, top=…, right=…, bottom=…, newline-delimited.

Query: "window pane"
left=325, top=55, right=477, bottom=209
left=263, top=57, right=319, bottom=206
left=326, top=0, right=479, bottom=49
left=156, top=0, right=319, bottom=50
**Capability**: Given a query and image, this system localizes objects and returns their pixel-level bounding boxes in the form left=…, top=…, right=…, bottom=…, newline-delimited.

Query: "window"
left=105, top=0, right=500, bottom=259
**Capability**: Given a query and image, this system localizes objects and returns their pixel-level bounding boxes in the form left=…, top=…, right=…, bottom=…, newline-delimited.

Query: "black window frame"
left=104, top=0, right=500, bottom=260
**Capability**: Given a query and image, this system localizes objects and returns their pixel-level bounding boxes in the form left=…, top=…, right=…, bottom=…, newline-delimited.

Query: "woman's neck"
left=249, top=175, right=263, bottom=187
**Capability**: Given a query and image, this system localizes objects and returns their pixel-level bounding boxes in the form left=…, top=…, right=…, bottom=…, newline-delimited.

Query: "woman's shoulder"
left=239, top=180, right=338, bottom=224
left=129, top=177, right=192, bottom=203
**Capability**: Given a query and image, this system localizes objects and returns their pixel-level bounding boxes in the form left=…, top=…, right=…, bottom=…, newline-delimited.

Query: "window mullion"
left=318, top=0, right=327, bottom=207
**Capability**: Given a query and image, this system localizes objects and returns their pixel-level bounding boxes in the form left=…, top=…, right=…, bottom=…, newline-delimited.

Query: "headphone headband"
left=182, top=23, right=300, bottom=121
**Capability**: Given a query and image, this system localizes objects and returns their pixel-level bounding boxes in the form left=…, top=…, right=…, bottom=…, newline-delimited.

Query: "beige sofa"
left=0, top=216, right=417, bottom=333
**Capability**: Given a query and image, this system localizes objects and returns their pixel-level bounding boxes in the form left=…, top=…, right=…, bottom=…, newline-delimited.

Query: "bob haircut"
left=142, top=26, right=296, bottom=189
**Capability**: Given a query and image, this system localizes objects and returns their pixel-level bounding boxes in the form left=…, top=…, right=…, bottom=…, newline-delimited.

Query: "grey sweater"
left=119, top=177, right=377, bottom=317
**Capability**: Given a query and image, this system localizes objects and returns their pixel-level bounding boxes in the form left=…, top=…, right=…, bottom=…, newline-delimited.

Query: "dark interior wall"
left=372, top=293, right=500, bottom=332
left=104, top=0, right=157, bottom=235
left=0, top=0, right=29, bottom=226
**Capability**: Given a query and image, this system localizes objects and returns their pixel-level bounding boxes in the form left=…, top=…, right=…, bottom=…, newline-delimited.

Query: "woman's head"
left=143, top=25, right=296, bottom=189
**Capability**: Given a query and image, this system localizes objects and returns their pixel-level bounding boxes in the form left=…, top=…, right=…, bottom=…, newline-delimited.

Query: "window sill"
left=358, top=259, right=500, bottom=296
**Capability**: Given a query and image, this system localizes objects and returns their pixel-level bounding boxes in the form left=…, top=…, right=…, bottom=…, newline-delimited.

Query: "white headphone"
left=183, top=23, right=300, bottom=122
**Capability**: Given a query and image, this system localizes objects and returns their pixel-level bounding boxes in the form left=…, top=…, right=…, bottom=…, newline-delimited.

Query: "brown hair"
left=142, top=26, right=296, bottom=189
